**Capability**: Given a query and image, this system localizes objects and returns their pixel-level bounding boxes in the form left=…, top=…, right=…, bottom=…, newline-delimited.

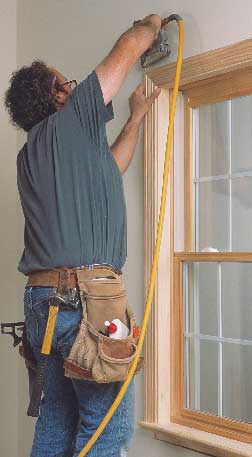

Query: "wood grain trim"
left=184, top=98, right=193, bottom=250
left=178, top=260, right=184, bottom=413
left=181, top=408, right=252, bottom=434
left=174, top=252, right=252, bottom=262
left=171, top=256, right=185, bottom=419
left=146, top=39, right=252, bottom=90
left=169, top=89, right=175, bottom=417
left=144, top=74, right=158, bottom=423
left=170, top=257, right=179, bottom=417
left=171, top=256, right=252, bottom=444
left=144, top=74, right=172, bottom=423
left=140, top=421, right=252, bottom=457
left=172, top=416, right=252, bottom=445
left=185, top=66, right=252, bottom=107
left=144, top=37, right=252, bottom=452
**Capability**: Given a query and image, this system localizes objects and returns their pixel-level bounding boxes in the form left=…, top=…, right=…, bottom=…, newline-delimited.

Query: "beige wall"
left=1, top=0, right=251, bottom=456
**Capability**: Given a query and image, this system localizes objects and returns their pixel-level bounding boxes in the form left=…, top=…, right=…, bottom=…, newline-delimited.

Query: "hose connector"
left=162, top=14, right=183, bottom=27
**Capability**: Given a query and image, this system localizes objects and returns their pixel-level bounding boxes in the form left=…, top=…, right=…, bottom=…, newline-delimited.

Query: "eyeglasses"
left=51, top=75, right=77, bottom=92
left=59, top=80, right=78, bottom=91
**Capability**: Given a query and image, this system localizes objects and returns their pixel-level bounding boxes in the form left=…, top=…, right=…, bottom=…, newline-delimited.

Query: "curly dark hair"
left=4, top=60, right=57, bottom=132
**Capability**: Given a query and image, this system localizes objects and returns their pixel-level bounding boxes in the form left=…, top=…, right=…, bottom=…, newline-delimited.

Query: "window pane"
left=198, top=102, right=229, bottom=178
left=184, top=338, right=218, bottom=415
left=182, top=260, right=252, bottom=424
left=222, top=262, right=252, bottom=340
left=200, top=341, right=218, bottom=415
left=198, top=180, right=229, bottom=251
left=183, top=262, right=218, bottom=335
left=223, top=343, right=252, bottom=423
left=231, top=96, right=252, bottom=173
left=199, top=263, right=218, bottom=336
left=232, top=177, right=252, bottom=251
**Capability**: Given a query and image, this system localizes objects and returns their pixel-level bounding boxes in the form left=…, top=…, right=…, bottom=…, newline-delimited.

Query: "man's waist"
left=26, top=264, right=122, bottom=289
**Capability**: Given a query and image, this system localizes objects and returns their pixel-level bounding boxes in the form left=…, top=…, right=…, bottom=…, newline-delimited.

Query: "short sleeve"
left=65, top=70, right=114, bottom=147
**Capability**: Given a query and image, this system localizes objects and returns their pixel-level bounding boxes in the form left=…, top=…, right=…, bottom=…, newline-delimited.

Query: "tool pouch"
left=64, top=269, right=144, bottom=383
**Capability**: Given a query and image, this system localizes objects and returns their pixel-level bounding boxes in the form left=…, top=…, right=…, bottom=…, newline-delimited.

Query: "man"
left=4, top=14, right=162, bottom=457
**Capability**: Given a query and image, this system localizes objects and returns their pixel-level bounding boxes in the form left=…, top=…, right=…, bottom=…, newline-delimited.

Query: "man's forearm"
left=110, top=117, right=142, bottom=175
left=120, top=17, right=160, bottom=57
left=96, top=15, right=161, bottom=104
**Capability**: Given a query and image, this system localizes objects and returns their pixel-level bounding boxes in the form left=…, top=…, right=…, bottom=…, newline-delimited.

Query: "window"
left=141, top=39, right=252, bottom=456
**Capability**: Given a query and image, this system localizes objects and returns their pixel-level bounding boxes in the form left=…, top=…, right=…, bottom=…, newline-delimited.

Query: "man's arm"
left=110, top=84, right=161, bottom=174
left=96, top=14, right=161, bottom=105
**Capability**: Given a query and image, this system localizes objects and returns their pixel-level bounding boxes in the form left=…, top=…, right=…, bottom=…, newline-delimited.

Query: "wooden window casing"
left=142, top=39, right=252, bottom=455
left=173, top=72, right=252, bottom=444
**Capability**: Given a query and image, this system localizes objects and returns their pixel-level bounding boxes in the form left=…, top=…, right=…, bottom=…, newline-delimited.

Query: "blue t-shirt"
left=17, top=70, right=127, bottom=274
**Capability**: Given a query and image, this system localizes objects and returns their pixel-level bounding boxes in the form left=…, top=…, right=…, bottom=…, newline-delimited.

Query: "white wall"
left=2, top=0, right=250, bottom=456
left=0, top=1, right=19, bottom=456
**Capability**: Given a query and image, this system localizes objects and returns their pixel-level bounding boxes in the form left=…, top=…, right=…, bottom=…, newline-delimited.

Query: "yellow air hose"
left=78, top=16, right=184, bottom=456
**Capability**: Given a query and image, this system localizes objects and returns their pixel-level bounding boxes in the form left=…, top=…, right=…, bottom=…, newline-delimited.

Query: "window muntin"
left=193, top=96, right=252, bottom=252
left=183, top=260, right=252, bottom=424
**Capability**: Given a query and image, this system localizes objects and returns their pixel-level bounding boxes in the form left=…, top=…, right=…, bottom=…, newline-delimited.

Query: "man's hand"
left=129, top=84, right=161, bottom=125
left=110, top=85, right=161, bottom=174
left=137, top=14, right=162, bottom=40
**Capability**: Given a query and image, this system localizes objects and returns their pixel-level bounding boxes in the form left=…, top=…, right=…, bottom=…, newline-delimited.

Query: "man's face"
left=49, top=67, right=73, bottom=111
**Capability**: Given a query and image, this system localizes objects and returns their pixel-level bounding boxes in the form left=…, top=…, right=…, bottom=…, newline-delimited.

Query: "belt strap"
left=26, top=265, right=122, bottom=289
left=26, top=269, right=76, bottom=288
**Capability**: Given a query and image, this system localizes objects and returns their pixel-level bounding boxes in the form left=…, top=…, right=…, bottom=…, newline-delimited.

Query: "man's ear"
left=51, top=89, right=67, bottom=111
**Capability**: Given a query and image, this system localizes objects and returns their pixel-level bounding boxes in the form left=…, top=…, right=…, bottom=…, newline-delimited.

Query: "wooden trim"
left=139, top=422, right=252, bottom=456
left=146, top=39, right=252, bottom=90
left=174, top=252, right=252, bottom=262
left=172, top=416, right=252, bottom=445
left=144, top=74, right=158, bottom=423
left=184, top=67, right=252, bottom=107
left=181, top=408, right=252, bottom=434
left=144, top=38, right=252, bottom=454
left=156, top=86, right=172, bottom=423
left=178, top=260, right=184, bottom=413
left=170, top=257, right=179, bottom=417
left=184, top=98, right=193, bottom=250
left=171, top=256, right=184, bottom=418
left=171, top=255, right=252, bottom=444
left=144, top=75, right=171, bottom=423
left=169, top=89, right=175, bottom=417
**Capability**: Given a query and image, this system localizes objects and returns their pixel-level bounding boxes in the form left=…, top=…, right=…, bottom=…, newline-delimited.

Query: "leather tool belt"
left=26, top=264, right=122, bottom=289
left=16, top=264, right=143, bottom=417
left=26, top=265, right=143, bottom=382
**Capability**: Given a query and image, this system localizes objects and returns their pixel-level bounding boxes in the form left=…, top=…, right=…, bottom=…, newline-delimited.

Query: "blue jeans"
left=24, top=287, right=135, bottom=457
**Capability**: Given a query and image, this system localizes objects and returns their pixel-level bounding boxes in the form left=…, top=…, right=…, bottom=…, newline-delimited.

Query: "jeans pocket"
left=55, top=308, right=82, bottom=358
left=24, top=287, right=53, bottom=347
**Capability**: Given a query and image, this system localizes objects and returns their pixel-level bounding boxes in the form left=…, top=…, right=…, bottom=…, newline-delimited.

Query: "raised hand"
left=129, top=83, right=161, bottom=124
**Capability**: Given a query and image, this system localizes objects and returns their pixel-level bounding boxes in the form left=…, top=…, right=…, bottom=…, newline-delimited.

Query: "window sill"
left=139, top=421, right=252, bottom=457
